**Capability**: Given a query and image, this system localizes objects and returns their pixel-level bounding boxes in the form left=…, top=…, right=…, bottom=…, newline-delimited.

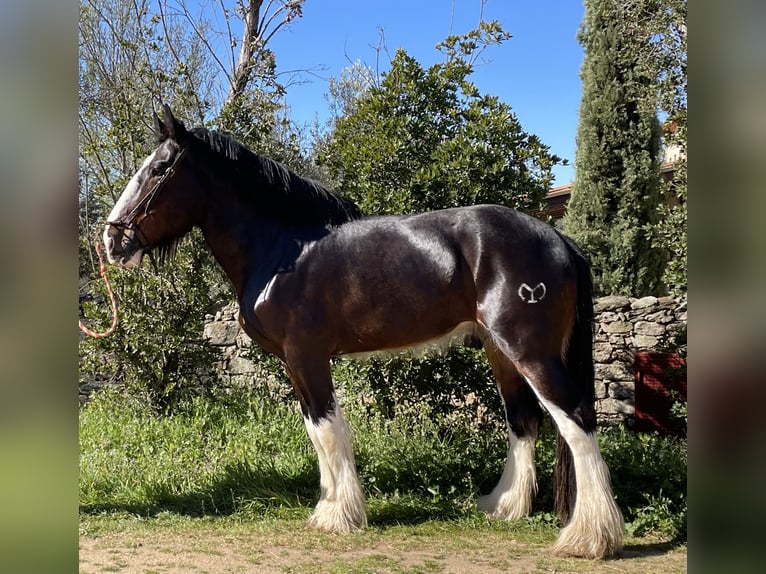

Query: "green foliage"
left=652, top=163, right=686, bottom=295
left=670, top=399, right=687, bottom=427
left=80, top=386, right=687, bottom=540
left=79, top=387, right=316, bottom=516
left=78, top=0, right=312, bottom=412
left=217, top=89, right=282, bottom=151
left=646, top=0, right=686, bottom=295
left=333, top=348, right=500, bottom=422
left=652, top=121, right=686, bottom=296
left=563, top=0, right=667, bottom=297
left=79, top=0, right=229, bottom=411
left=318, top=23, right=562, bottom=216
left=79, top=231, right=224, bottom=412
left=627, top=492, right=686, bottom=540
left=600, top=428, right=687, bottom=540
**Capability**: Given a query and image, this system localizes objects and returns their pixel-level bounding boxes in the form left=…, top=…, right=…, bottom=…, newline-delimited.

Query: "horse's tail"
left=554, top=233, right=596, bottom=525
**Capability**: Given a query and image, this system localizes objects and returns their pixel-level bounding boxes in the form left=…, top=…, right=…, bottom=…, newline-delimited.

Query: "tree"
left=563, top=0, right=667, bottom=297
left=78, top=0, right=306, bottom=410
left=212, top=0, right=305, bottom=147
left=644, top=0, right=686, bottom=295
left=79, top=0, right=223, bottom=410
left=318, top=22, right=562, bottom=216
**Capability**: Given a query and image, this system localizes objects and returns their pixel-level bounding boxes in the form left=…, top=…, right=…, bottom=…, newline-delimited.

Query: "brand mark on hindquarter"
left=518, top=282, right=547, bottom=304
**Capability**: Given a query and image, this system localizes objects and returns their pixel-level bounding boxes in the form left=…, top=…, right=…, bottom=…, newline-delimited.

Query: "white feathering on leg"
left=304, top=397, right=367, bottom=533
left=478, top=432, right=537, bottom=520
left=530, top=392, right=624, bottom=559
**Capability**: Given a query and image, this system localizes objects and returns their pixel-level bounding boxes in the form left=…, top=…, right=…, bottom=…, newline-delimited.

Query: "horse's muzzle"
left=103, top=223, right=143, bottom=268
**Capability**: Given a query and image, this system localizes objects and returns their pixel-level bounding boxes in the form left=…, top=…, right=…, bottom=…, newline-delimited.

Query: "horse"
left=103, top=105, right=624, bottom=559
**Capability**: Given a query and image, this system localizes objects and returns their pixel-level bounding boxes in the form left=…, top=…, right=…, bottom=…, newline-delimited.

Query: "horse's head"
left=104, top=105, right=202, bottom=268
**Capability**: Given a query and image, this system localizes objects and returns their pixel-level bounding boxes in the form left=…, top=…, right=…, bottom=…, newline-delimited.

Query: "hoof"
left=551, top=518, right=624, bottom=559
left=477, top=494, right=532, bottom=521
left=306, top=499, right=367, bottom=534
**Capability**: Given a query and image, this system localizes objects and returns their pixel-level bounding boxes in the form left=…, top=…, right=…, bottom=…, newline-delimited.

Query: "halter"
left=106, top=147, right=187, bottom=244
left=82, top=147, right=187, bottom=338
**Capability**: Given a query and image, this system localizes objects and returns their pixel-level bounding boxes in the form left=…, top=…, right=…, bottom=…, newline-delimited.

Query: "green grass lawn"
left=79, top=387, right=686, bottom=573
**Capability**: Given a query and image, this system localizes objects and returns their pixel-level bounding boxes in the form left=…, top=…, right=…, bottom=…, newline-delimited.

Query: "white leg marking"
left=478, top=432, right=537, bottom=520
left=529, top=388, right=624, bottom=558
left=304, top=397, right=367, bottom=533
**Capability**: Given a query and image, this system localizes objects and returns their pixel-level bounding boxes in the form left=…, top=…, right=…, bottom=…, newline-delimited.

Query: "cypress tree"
left=563, top=0, right=666, bottom=296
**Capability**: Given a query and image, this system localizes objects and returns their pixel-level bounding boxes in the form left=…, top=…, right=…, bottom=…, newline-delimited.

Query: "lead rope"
left=79, top=239, right=118, bottom=337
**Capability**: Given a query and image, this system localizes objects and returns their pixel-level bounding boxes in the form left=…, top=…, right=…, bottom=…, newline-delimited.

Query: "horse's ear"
left=162, top=104, right=187, bottom=142
left=153, top=110, right=167, bottom=140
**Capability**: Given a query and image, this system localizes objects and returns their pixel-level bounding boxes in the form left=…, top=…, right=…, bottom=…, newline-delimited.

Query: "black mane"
left=187, top=127, right=363, bottom=227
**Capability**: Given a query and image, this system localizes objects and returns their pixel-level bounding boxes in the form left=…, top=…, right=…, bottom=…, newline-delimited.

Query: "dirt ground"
left=79, top=527, right=687, bottom=574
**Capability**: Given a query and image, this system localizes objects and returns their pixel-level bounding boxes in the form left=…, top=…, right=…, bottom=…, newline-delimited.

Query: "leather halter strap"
left=106, top=147, right=187, bottom=240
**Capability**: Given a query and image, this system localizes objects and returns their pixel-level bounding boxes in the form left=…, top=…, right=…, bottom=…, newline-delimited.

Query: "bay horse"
left=103, top=106, right=623, bottom=558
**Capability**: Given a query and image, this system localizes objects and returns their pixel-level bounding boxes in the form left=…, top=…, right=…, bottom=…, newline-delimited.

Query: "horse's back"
left=338, top=204, right=567, bottom=260
left=368, top=204, right=574, bottom=288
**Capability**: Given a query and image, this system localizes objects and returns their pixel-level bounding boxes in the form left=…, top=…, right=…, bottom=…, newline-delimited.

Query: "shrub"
left=599, top=428, right=687, bottom=539
left=79, top=230, right=226, bottom=412
left=333, top=348, right=501, bottom=423
left=80, top=384, right=687, bottom=541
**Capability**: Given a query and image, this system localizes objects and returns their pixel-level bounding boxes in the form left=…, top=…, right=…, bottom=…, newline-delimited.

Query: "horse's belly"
left=339, top=320, right=483, bottom=359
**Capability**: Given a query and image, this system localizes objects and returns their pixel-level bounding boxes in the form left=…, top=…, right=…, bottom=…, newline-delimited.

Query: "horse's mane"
left=187, top=127, right=363, bottom=227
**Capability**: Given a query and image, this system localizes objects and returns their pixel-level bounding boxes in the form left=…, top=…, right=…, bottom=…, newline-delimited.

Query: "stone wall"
left=592, top=295, right=687, bottom=425
left=202, top=295, right=687, bottom=426
left=202, top=302, right=289, bottom=399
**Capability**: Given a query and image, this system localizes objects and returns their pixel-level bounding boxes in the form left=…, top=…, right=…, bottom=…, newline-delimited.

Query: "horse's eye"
left=150, top=165, right=165, bottom=177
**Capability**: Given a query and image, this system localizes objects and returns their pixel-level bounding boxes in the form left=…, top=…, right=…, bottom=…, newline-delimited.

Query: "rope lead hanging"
left=79, top=240, right=118, bottom=338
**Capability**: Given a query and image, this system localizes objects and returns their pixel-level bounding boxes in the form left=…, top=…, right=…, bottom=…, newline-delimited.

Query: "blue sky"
left=267, top=1, right=586, bottom=186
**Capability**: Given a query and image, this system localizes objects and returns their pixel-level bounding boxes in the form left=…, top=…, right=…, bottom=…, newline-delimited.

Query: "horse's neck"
left=200, top=206, right=309, bottom=301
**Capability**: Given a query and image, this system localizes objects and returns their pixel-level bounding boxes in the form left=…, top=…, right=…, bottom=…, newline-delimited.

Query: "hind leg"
left=516, top=358, right=624, bottom=559
left=478, top=346, right=542, bottom=520
left=285, top=352, right=367, bottom=533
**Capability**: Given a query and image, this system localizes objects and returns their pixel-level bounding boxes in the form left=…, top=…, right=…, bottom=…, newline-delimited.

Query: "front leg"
left=286, top=353, right=367, bottom=533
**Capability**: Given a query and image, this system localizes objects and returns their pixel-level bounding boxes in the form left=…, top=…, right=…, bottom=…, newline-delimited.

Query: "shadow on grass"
left=366, top=496, right=473, bottom=527
left=80, top=460, right=469, bottom=528
left=619, top=538, right=687, bottom=560
left=80, top=460, right=319, bottom=518
left=80, top=456, right=688, bottom=557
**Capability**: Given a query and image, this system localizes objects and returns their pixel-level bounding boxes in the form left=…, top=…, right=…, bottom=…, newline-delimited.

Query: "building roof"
left=536, top=161, right=680, bottom=220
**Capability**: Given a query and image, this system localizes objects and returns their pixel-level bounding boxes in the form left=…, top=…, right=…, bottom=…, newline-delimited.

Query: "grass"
left=79, top=386, right=686, bottom=572
left=79, top=387, right=504, bottom=520
left=79, top=389, right=316, bottom=517
left=80, top=386, right=686, bottom=531
left=79, top=509, right=685, bottom=574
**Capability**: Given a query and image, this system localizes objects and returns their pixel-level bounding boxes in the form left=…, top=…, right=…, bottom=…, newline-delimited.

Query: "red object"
left=633, top=352, right=687, bottom=436
left=79, top=240, right=118, bottom=338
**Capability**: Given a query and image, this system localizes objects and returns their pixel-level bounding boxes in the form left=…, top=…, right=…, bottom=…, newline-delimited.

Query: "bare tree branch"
left=156, top=0, right=208, bottom=119
left=172, top=0, right=233, bottom=84
left=223, top=0, right=304, bottom=109
left=224, top=0, right=263, bottom=109
left=217, top=0, right=237, bottom=74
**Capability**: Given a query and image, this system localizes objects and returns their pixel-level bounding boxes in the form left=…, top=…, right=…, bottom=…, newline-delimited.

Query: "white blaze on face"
left=103, top=151, right=157, bottom=266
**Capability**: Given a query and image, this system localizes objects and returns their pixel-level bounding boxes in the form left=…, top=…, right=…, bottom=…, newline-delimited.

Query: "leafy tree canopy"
left=78, top=0, right=306, bottom=410
left=318, top=22, right=563, bottom=216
